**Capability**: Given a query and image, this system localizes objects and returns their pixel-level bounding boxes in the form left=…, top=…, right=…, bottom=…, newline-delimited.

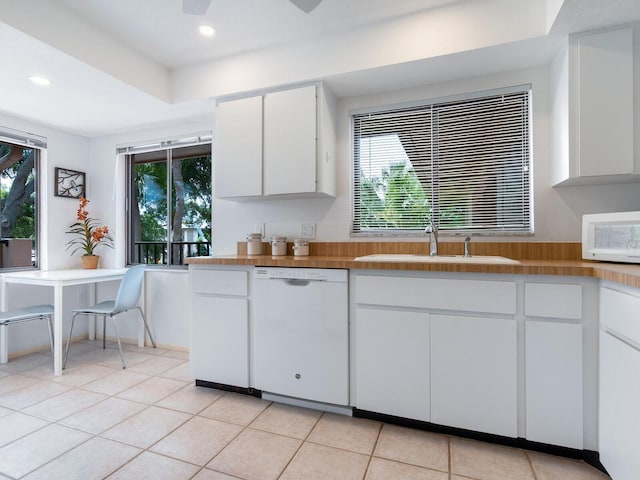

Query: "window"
left=0, top=137, right=40, bottom=269
left=126, top=140, right=212, bottom=266
left=352, top=87, right=532, bottom=235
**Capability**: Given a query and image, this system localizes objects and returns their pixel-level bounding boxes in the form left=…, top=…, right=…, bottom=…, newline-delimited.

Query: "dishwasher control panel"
left=254, top=267, right=347, bottom=282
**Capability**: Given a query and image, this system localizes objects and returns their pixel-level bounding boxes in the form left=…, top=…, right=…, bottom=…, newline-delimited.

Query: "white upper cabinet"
left=575, top=28, right=634, bottom=178
left=215, top=96, right=263, bottom=198
left=214, top=84, right=336, bottom=199
left=264, top=86, right=317, bottom=195
left=552, top=26, right=638, bottom=185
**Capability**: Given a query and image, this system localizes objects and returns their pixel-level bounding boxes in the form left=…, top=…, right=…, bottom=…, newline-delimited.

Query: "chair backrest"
left=114, top=265, right=146, bottom=312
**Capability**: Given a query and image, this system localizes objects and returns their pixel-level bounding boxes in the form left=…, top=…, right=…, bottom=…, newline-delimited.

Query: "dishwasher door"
left=253, top=268, right=349, bottom=406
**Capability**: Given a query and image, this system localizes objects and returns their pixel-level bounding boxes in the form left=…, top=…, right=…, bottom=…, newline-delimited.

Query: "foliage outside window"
left=0, top=141, right=38, bottom=269
left=352, top=88, right=532, bottom=235
left=127, top=143, right=212, bottom=266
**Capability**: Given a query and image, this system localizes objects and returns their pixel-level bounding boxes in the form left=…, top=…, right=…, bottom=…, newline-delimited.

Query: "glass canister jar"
left=293, top=238, right=309, bottom=257
left=246, top=233, right=264, bottom=255
left=271, top=236, right=287, bottom=256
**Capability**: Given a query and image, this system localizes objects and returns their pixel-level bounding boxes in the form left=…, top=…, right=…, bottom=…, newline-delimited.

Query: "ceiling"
left=0, top=0, right=638, bottom=138
left=58, top=0, right=470, bottom=69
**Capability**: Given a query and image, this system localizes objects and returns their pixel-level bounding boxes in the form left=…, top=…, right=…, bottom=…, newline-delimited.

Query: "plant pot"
left=81, top=255, right=100, bottom=269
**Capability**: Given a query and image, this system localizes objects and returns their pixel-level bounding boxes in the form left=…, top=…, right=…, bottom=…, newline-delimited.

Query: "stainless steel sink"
left=353, top=254, right=520, bottom=265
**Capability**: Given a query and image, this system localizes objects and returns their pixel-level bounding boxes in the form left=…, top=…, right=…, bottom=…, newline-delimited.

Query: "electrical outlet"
left=300, top=223, right=316, bottom=239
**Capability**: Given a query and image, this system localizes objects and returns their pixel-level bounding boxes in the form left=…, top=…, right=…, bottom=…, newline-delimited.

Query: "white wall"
left=0, top=112, right=93, bottom=357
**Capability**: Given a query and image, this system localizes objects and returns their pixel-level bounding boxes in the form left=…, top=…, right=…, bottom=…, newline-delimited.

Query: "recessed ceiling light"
left=199, top=24, right=215, bottom=37
left=29, top=75, right=52, bottom=86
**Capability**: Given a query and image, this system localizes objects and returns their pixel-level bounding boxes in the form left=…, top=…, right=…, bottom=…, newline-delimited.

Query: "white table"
left=0, top=268, right=130, bottom=376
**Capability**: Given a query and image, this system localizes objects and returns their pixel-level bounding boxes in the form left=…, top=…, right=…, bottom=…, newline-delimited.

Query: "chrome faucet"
left=464, top=236, right=471, bottom=257
left=424, top=218, right=438, bottom=256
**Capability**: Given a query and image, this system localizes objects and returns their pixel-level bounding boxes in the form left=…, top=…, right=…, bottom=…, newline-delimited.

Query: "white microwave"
left=582, top=211, right=640, bottom=263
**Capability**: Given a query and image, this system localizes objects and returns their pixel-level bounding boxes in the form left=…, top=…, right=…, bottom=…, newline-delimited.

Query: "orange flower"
left=91, top=226, right=109, bottom=243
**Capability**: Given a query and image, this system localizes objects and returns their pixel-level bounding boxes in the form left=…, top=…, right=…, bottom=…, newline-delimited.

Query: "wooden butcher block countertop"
left=185, top=241, right=640, bottom=289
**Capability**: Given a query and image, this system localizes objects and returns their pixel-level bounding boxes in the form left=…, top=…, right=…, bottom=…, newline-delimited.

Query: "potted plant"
left=66, top=197, right=114, bottom=269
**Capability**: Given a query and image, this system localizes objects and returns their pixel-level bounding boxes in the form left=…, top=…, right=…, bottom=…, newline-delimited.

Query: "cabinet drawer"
left=191, top=268, right=248, bottom=296
left=600, top=287, right=640, bottom=345
left=355, top=275, right=516, bottom=314
left=525, top=283, right=582, bottom=319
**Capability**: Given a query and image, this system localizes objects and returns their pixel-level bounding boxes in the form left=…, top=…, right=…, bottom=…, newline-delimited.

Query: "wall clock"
left=54, top=167, right=86, bottom=198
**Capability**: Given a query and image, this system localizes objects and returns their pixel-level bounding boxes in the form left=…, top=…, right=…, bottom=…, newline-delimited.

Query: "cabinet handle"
left=295, top=373, right=301, bottom=379
left=285, top=279, right=311, bottom=287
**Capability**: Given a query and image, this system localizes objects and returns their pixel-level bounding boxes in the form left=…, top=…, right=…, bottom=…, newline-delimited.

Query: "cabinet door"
left=263, top=85, right=317, bottom=195
left=525, top=321, right=583, bottom=448
left=431, top=314, right=517, bottom=437
left=576, top=27, right=633, bottom=177
left=599, top=331, right=640, bottom=480
left=190, top=296, right=248, bottom=387
left=215, top=96, right=263, bottom=197
left=355, top=308, right=429, bottom=421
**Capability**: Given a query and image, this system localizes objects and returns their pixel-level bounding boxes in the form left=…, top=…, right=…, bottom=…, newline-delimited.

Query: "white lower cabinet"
left=353, top=271, right=519, bottom=438
left=599, top=331, right=640, bottom=480
left=599, top=286, right=640, bottom=480
left=430, top=314, right=517, bottom=437
left=187, top=267, right=596, bottom=453
left=525, top=321, right=583, bottom=448
left=355, top=308, right=429, bottom=421
left=189, top=266, right=250, bottom=387
left=191, top=296, right=249, bottom=387
left=523, top=281, right=584, bottom=449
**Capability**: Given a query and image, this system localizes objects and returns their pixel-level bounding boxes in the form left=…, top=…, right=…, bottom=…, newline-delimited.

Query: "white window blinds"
left=352, top=88, right=532, bottom=235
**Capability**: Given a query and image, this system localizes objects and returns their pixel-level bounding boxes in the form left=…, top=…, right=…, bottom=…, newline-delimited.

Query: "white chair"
left=0, top=305, right=55, bottom=365
left=63, top=265, right=155, bottom=369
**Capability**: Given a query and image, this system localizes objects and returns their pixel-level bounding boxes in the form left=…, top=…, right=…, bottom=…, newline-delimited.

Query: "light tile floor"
left=0, top=340, right=611, bottom=480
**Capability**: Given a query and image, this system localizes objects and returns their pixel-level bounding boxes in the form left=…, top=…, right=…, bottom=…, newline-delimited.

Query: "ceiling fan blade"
left=289, top=0, right=322, bottom=14
left=182, top=0, right=212, bottom=15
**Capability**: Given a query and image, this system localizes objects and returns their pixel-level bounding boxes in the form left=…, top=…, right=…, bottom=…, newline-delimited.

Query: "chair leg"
left=137, top=307, right=156, bottom=348
left=102, top=315, right=106, bottom=350
left=63, top=312, right=81, bottom=370
left=46, top=315, right=54, bottom=357
left=0, top=324, right=7, bottom=364
left=110, top=316, right=126, bottom=369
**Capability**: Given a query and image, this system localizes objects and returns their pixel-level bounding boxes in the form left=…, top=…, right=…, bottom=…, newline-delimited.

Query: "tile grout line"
left=273, top=409, right=325, bottom=479
left=525, top=450, right=540, bottom=480
left=360, top=420, right=384, bottom=480
left=56, top=375, right=228, bottom=478
left=196, top=394, right=273, bottom=478
left=448, top=436, right=452, bottom=480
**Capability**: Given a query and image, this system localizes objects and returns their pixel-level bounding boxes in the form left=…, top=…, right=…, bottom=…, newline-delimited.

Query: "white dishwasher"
left=253, top=267, right=349, bottom=406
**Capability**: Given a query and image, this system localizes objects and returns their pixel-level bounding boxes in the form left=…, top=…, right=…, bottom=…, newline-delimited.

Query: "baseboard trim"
left=353, top=408, right=608, bottom=475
